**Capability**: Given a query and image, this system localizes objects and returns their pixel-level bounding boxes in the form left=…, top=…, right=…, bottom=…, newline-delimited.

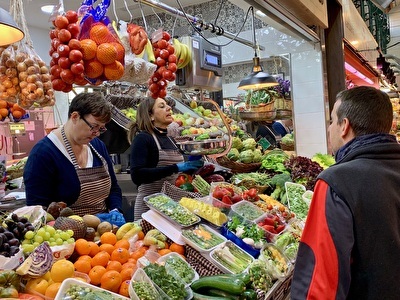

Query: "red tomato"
left=57, top=57, right=71, bottom=69
left=158, top=88, right=167, bottom=98
left=60, top=69, right=75, bottom=84
left=65, top=10, right=78, bottom=23
left=148, top=83, right=159, bottom=94
left=54, top=15, right=69, bottom=29
left=167, top=44, right=175, bottom=54
left=69, top=49, right=83, bottom=62
left=157, top=39, right=168, bottom=49
left=167, top=62, right=177, bottom=73
left=162, top=31, right=171, bottom=41
left=57, top=44, right=70, bottom=57
left=221, top=195, right=233, bottom=205
left=58, top=28, right=71, bottom=43
left=70, top=62, right=84, bottom=75
left=68, top=39, right=82, bottom=50
left=159, top=49, right=170, bottom=60
left=67, top=23, right=80, bottom=38
left=156, top=57, right=166, bottom=67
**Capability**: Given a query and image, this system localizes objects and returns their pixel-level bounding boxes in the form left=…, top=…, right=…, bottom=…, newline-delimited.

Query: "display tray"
left=142, top=210, right=186, bottom=245
left=181, top=223, right=226, bottom=253
left=176, top=137, right=228, bottom=155
left=144, top=193, right=201, bottom=228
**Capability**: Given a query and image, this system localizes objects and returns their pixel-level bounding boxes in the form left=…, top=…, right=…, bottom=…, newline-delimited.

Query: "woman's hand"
left=176, top=160, right=204, bottom=172
left=96, top=209, right=126, bottom=227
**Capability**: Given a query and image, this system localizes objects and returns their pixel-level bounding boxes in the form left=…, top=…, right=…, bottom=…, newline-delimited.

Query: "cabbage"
left=281, top=133, right=294, bottom=146
left=253, top=148, right=262, bottom=163
left=227, top=148, right=240, bottom=161
left=231, top=137, right=243, bottom=150
left=242, top=138, right=257, bottom=150
left=239, top=149, right=254, bottom=163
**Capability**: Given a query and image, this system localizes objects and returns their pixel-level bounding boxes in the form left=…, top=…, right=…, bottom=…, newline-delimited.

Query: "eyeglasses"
left=80, top=115, right=107, bottom=134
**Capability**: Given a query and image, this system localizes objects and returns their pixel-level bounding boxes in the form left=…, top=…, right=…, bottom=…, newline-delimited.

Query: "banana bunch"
left=173, top=38, right=191, bottom=69
left=116, top=222, right=142, bottom=240
left=143, top=229, right=167, bottom=249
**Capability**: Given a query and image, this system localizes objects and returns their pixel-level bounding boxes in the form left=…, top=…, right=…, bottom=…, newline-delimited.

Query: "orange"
left=104, top=60, right=124, bottom=81
left=114, top=239, right=130, bottom=250
left=126, top=258, right=137, bottom=265
left=80, top=39, right=97, bottom=60
left=84, top=59, right=104, bottom=79
left=74, top=258, right=92, bottom=274
left=50, top=259, right=75, bottom=282
left=0, top=108, right=9, bottom=118
left=0, top=100, right=7, bottom=109
left=110, top=247, right=129, bottom=264
left=112, top=42, right=125, bottom=62
left=106, top=260, right=122, bottom=272
left=96, top=43, right=117, bottom=65
left=169, top=243, right=185, bottom=255
left=120, top=267, right=135, bottom=281
left=100, top=270, right=122, bottom=293
left=45, top=282, right=62, bottom=299
left=12, top=110, right=22, bottom=119
left=88, top=241, right=100, bottom=257
left=121, top=262, right=136, bottom=270
left=100, top=232, right=117, bottom=246
left=88, top=265, right=107, bottom=285
left=78, top=255, right=92, bottom=263
left=99, top=243, right=115, bottom=255
left=130, top=246, right=147, bottom=260
left=90, top=23, right=115, bottom=45
left=137, top=230, right=145, bottom=240
left=91, top=251, right=110, bottom=267
left=75, top=238, right=91, bottom=256
left=119, top=280, right=130, bottom=297
left=158, top=248, right=172, bottom=256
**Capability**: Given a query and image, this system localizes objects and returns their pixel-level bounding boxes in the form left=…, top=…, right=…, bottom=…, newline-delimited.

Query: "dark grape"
left=0, top=251, right=9, bottom=257
left=8, top=238, right=19, bottom=247
left=4, top=231, right=14, bottom=240
left=19, top=217, right=28, bottom=224
left=5, top=220, right=14, bottom=229
left=16, top=222, right=25, bottom=232
left=11, top=213, right=19, bottom=222
left=12, top=228, right=20, bottom=239
left=25, top=225, right=35, bottom=232
left=2, top=243, right=10, bottom=253
left=0, top=227, right=5, bottom=233
left=9, top=245, right=19, bottom=256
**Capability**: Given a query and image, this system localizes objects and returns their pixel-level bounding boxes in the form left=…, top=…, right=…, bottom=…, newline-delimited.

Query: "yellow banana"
left=177, top=43, right=188, bottom=69
left=116, top=222, right=135, bottom=240
left=180, top=44, right=192, bottom=68
left=173, top=38, right=181, bottom=61
left=122, top=224, right=143, bottom=240
left=144, top=39, right=155, bottom=63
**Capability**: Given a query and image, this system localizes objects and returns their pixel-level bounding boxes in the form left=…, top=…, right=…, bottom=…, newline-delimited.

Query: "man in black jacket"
left=291, top=86, right=400, bottom=299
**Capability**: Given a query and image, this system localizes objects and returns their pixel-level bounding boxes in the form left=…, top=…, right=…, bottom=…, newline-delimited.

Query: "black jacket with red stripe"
left=291, top=138, right=400, bottom=300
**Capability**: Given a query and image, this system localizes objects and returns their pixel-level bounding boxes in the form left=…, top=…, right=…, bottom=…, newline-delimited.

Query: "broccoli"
left=269, top=173, right=292, bottom=202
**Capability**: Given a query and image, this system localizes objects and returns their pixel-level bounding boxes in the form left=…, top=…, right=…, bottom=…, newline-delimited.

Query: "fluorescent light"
left=345, top=62, right=374, bottom=85
left=41, top=5, right=55, bottom=14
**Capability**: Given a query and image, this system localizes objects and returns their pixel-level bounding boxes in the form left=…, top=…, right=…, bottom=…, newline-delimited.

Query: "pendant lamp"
left=238, top=7, right=278, bottom=90
left=0, top=7, right=24, bottom=46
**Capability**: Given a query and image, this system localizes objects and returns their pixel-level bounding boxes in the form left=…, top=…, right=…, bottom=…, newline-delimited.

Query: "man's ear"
left=341, top=117, right=353, bottom=138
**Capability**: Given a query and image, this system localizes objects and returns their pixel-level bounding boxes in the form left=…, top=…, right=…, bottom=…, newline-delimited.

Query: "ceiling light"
left=0, top=7, right=24, bottom=46
left=238, top=7, right=278, bottom=90
left=345, top=62, right=374, bottom=85
left=41, top=5, right=55, bottom=14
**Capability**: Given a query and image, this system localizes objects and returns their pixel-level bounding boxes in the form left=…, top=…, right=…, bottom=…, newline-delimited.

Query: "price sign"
left=258, top=137, right=271, bottom=151
left=9, top=123, right=26, bottom=135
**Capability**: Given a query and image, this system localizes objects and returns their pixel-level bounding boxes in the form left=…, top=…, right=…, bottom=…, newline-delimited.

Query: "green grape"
left=43, top=232, right=51, bottom=241
left=50, top=242, right=57, bottom=247
left=56, top=238, right=63, bottom=246
left=22, top=239, right=31, bottom=245
left=24, top=230, right=35, bottom=240
left=45, top=225, right=56, bottom=236
left=66, top=230, right=74, bottom=237
left=34, top=235, right=44, bottom=244
left=67, top=238, right=75, bottom=244
left=63, top=241, right=69, bottom=245
left=22, top=244, right=34, bottom=254
left=53, top=233, right=60, bottom=240
left=60, top=232, right=70, bottom=241
left=37, top=227, right=46, bottom=238
left=49, top=237, right=55, bottom=243
left=32, top=241, right=40, bottom=248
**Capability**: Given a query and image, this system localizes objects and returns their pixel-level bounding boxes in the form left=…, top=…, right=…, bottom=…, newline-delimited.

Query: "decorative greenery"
left=270, top=77, right=291, bottom=98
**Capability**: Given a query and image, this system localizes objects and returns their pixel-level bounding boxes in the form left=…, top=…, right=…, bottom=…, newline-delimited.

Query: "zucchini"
left=239, top=289, right=258, bottom=300
left=191, top=275, right=246, bottom=295
left=193, top=291, right=230, bottom=300
left=232, top=272, right=251, bottom=286
left=207, top=289, right=240, bottom=299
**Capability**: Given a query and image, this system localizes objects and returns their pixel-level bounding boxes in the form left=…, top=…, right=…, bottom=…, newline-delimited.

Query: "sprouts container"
left=157, top=252, right=199, bottom=287
left=129, top=268, right=162, bottom=300
left=181, top=223, right=226, bottom=252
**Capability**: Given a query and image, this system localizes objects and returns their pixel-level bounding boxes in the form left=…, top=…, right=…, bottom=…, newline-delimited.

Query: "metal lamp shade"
left=238, top=56, right=278, bottom=90
left=0, top=7, right=24, bottom=46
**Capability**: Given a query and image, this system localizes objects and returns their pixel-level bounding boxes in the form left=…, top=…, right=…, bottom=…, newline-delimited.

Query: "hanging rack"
left=132, top=0, right=264, bottom=50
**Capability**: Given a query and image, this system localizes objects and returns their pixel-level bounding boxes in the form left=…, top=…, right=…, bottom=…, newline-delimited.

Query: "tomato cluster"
left=49, top=11, right=87, bottom=93
left=257, top=214, right=286, bottom=235
left=241, top=188, right=260, bottom=202
left=148, top=31, right=177, bottom=99
left=212, top=185, right=242, bottom=205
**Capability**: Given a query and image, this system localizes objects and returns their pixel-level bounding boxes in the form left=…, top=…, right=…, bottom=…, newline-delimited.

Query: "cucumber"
left=232, top=272, right=251, bottom=286
left=239, top=289, right=258, bottom=300
left=193, top=291, right=230, bottom=300
left=191, top=275, right=246, bottom=295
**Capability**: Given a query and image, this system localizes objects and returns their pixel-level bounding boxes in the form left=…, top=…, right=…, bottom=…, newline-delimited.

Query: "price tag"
left=257, top=137, right=271, bottom=151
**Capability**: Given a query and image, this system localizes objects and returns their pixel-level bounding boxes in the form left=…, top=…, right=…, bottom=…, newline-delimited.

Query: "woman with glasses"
left=23, top=92, right=125, bottom=225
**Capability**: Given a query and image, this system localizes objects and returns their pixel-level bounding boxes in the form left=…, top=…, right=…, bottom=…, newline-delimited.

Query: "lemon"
left=50, top=259, right=75, bottom=282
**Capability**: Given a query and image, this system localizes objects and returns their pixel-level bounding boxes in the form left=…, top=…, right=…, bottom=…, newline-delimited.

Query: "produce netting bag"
left=0, top=45, right=19, bottom=105
left=78, top=0, right=125, bottom=85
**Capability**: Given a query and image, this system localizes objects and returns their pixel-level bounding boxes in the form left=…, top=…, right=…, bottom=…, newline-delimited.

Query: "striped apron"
left=61, top=127, right=111, bottom=216
left=133, top=134, right=183, bottom=221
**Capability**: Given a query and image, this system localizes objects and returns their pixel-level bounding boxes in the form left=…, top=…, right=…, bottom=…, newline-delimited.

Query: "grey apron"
left=61, top=127, right=111, bottom=216
left=133, top=133, right=183, bottom=221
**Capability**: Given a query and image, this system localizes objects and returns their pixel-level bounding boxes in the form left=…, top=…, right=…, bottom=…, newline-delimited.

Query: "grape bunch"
left=21, top=225, right=74, bottom=255
left=0, top=213, right=35, bottom=257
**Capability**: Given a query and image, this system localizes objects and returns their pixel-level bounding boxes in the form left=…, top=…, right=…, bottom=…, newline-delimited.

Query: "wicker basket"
left=216, top=156, right=261, bottom=173
left=234, top=179, right=269, bottom=193
left=161, top=181, right=202, bottom=202
left=280, top=143, right=295, bottom=151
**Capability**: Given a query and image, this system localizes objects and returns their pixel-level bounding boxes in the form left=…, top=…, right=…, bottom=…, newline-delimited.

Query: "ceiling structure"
left=1, top=0, right=400, bottom=85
